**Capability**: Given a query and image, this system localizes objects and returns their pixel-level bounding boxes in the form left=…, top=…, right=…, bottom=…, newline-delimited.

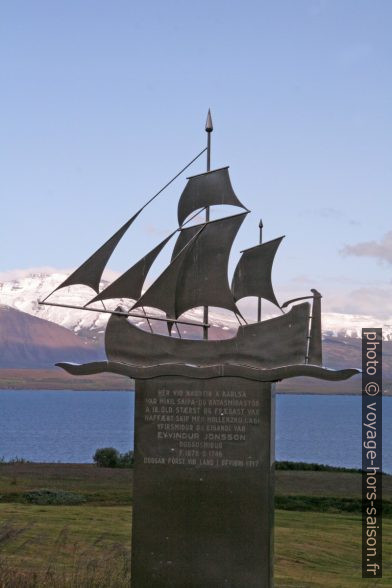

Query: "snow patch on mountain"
left=1, top=271, right=391, bottom=340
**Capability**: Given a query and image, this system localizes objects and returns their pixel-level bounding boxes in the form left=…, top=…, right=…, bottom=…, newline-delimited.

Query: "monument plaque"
left=132, top=377, right=274, bottom=587
left=42, top=110, right=360, bottom=586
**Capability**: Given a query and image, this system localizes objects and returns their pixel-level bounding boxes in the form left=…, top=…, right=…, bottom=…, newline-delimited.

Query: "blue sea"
left=0, top=390, right=390, bottom=473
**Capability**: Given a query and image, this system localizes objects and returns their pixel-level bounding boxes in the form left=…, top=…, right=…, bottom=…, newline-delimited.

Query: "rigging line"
left=180, top=210, right=249, bottom=230
left=137, top=147, right=207, bottom=216
left=175, top=322, right=182, bottom=339
left=42, top=285, right=64, bottom=304
left=234, top=312, right=247, bottom=327
left=129, top=210, right=246, bottom=325
left=41, top=147, right=207, bottom=304
left=241, top=313, right=248, bottom=325
left=179, top=206, right=208, bottom=229
left=141, top=306, right=154, bottom=334
left=122, top=207, right=209, bottom=320
left=125, top=220, right=208, bottom=316
left=38, top=300, right=210, bottom=327
left=107, top=207, right=208, bottom=317
left=131, top=224, right=207, bottom=311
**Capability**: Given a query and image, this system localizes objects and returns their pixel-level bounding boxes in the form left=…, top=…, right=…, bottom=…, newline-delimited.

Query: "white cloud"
left=328, top=286, right=392, bottom=321
left=341, top=231, right=392, bottom=264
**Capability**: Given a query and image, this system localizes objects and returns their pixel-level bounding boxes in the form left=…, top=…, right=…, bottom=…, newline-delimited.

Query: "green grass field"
left=0, top=463, right=390, bottom=587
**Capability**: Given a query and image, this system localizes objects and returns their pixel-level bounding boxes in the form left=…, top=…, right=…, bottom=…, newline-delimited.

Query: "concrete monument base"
left=131, top=377, right=275, bottom=588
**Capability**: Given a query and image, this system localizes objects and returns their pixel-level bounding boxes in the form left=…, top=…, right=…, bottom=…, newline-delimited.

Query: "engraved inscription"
left=140, top=386, right=262, bottom=468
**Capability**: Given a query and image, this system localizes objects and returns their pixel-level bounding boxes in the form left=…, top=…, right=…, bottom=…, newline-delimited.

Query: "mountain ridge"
left=1, top=271, right=390, bottom=341
left=0, top=305, right=103, bottom=368
left=0, top=272, right=390, bottom=392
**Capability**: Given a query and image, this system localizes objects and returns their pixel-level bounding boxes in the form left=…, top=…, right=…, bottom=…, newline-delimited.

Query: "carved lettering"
left=139, top=385, right=262, bottom=469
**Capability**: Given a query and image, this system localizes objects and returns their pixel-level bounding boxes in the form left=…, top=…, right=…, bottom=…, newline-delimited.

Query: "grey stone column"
left=131, top=377, right=275, bottom=588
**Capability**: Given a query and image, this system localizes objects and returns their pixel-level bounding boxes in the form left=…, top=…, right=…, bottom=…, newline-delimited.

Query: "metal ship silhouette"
left=41, top=112, right=359, bottom=383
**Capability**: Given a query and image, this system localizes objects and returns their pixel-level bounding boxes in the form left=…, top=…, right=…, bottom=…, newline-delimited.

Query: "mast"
left=257, top=218, right=263, bottom=322
left=204, top=109, right=213, bottom=340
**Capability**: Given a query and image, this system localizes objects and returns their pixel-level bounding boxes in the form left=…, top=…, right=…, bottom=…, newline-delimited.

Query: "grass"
left=0, top=463, right=133, bottom=506
left=276, top=494, right=392, bottom=515
left=275, top=510, right=391, bottom=587
left=276, top=460, right=363, bottom=473
left=0, top=463, right=391, bottom=586
left=0, top=505, right=131, bottom=587
left=0, top=505, right=390, bottom=587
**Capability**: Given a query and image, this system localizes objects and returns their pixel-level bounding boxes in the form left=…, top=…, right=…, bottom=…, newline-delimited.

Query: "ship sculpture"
left=41, top=112, right=359, bottom=383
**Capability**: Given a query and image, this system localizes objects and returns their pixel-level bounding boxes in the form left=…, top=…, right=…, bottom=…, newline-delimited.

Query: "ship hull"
left=105, top=303, right=311, bottom=370
left=57, top=301, right=360, bottom=381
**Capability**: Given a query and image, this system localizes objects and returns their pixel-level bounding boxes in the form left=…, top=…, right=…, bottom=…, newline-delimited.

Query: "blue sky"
left=1, top=1, right=391, bottom=318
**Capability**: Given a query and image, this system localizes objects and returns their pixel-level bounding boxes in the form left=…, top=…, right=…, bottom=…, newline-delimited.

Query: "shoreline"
left=0, top=368, right=390, bottom=395
left=0, top=367, right=390, bottom=394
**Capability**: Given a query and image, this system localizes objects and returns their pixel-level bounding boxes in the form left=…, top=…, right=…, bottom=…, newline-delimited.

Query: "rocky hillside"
left=0, top=305, right=103, bottom=368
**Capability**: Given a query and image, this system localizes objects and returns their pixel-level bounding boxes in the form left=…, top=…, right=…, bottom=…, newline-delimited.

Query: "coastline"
left=0, top=368, right=389, bottom=394
left=0, top=368, right=132, bottom=391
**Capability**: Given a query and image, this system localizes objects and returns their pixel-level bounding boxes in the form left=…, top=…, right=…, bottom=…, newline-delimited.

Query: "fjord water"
left=0, top=390, right=390, bottom=473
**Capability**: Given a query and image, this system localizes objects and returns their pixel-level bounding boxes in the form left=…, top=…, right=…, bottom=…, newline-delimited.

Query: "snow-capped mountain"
left=0, top=272, right=114, bottom=341
left=0, top=271, right=391, bottom=341
left=0, top=272, right=242, bottom=342
left=0, top=304, right=102, bottom=368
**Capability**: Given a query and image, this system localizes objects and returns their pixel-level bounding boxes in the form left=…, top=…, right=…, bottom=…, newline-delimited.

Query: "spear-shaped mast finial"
left=205, top=108, right=213, bottom=133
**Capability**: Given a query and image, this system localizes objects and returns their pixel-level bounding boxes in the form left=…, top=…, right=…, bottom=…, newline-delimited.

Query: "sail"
left=133, top=213, right=247, bottom=319
left=131, top=226, right=205, bottom=318
left=231, top=236, right=284, bottom=307
left=175, top=213, right=246, bottom=317
left=171, top=224, right=201, bottom=261
left=177, top=167, right=246, bottom=226
left=86, top=231, right=176, bottom=305
left=50, top=213, right=140, bottom=295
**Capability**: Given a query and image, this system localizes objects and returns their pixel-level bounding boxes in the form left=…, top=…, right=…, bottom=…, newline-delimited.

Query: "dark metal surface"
left=171, top=223, right=202, bottom=261
left=51, top=213, right=140, bottom=295
left=130, top=377, right=274, bottom=588
left=175, top=213, right=246, bottom=319
left=49, top=114, right=359, bottom=388
left=231, top=236, right=284, bottom=307
left=87, top=231, right=176, bottom=304
left=281, top=293, right=314, bottom=309
left=205, top=108, right=213, bottom=132
left=177, top=167, right=246, bottom=226
left=105, top=302, right=310, bottom=370
left=58, top=359, right=360, bottom=382
left=308, top=289, right=322, bottom=365
left=132, top=226, right=205, bottom=319
left=134, top=213, right=246, bottom=320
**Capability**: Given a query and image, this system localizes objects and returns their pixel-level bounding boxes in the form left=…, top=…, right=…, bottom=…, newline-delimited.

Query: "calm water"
left=0, top=390, right=390, bottom=472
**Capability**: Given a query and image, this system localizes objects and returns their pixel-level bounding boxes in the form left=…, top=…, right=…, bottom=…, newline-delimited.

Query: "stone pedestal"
left=131, top=377, right=275, bottom=588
